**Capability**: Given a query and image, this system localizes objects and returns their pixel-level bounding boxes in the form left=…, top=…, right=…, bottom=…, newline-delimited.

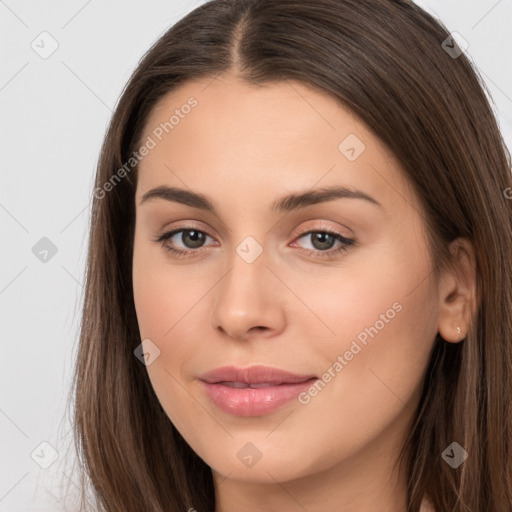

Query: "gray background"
left=1, top=0, right=511, bottom=510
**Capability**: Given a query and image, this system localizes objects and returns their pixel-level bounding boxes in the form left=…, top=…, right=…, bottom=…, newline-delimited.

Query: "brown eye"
left=178, top=229, right=207, bottom=249
left=293, top=229, right=355, bottom=258
left=308, top=232, right=337, bottom=251
left=155, top=228, right=214, bottom=256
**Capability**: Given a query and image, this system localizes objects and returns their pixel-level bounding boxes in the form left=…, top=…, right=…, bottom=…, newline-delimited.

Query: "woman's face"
left=132, top=73, right=441, bottom=486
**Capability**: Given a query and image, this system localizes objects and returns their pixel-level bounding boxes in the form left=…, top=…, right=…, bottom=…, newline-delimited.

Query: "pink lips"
left=199, top=365, right=318, bottom=417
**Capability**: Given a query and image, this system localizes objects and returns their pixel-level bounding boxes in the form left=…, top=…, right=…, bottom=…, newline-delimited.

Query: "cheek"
left=132, top=235, right=214, bottom=413
left=132, top=232, right=192, bottom=339
left=291, top=237, right=437, bottom=401
left=132, top=253, right=203, bottom=436
left=289, top=273, right=436, bottom=464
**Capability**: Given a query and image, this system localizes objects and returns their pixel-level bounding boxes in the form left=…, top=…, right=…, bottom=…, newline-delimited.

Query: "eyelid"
left=159, top=220, right=215, bottom=239
left=156, top=222, right=350, bottom=244
left=292, top=221, right=353, bottom=239
left=154, top=221, right=355, bottom=258
left=157, top=218, right=351, bottom=240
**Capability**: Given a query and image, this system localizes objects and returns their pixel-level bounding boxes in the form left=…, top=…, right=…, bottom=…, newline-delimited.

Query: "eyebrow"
left=139, top=185, right=383, bottom=213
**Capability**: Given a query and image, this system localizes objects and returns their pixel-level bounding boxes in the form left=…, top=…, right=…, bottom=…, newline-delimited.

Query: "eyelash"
left=153, top=226, right=356, bottom=260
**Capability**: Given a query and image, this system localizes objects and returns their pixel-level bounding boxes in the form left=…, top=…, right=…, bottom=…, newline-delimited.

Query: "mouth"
left=198, top=365, right=318, bottom=417
left=215, top=381, right=302, bottom=388
left=199, top=364, right=317, bottom=385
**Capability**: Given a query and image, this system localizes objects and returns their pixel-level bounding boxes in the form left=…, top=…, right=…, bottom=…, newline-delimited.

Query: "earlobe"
left=436, top=237, right=478, bottom=344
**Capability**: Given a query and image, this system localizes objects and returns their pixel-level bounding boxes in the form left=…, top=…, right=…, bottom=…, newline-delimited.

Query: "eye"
left=154, top=228, right=215, bottom=257
left=291, top=229, right=355, bottom=258
left=153, top=226, right=356, bottom=259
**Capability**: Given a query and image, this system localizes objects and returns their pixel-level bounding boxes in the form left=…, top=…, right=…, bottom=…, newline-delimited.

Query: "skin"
left=132, top=73, right=476, bottom=512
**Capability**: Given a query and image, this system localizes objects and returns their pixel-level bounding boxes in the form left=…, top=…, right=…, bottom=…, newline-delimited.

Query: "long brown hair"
left=69, top=1, right=512, bottom=510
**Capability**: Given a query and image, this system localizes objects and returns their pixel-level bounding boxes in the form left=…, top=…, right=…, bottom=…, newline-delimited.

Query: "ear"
left=437, top=237, right=478, bottom=343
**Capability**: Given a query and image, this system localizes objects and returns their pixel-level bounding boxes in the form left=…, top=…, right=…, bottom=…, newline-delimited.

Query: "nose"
left=210, top=244, right=287, bottom=342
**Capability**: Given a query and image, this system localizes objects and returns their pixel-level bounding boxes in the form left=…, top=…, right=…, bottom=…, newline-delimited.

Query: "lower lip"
left=199, top=378, right=318, bottom=417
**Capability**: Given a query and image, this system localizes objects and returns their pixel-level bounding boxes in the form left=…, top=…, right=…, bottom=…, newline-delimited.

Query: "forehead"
left=135, top=74, right=417, bottom=219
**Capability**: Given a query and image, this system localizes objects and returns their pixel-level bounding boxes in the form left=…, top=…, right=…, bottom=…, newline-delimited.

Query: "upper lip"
left=199, top=365, right=317, bottom=385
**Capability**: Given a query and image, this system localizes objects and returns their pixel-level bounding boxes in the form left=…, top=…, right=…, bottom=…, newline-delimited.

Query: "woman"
left=70, top=0, right=512, bottom=510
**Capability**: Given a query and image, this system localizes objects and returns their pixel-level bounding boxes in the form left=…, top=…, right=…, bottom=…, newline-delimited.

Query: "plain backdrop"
left=1, top=0, right=511, bottom=510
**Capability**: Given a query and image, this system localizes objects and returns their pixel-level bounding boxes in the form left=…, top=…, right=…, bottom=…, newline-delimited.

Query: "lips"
left=199, top=365, right=317, bottom=386
left=219, top=382, right=278, bottom=389
left=198, top=365, right=319, bottom=417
